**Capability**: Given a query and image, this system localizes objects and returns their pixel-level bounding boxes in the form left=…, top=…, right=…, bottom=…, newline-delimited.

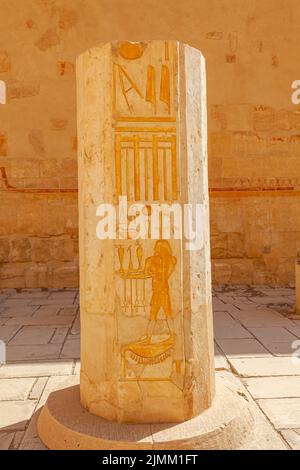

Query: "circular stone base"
left=37, top=377, right=255, bottom=450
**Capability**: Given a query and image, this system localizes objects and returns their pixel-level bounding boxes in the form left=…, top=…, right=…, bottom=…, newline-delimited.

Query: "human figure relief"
left=119, top=240, right=177, bottom=377
left=142, top=240, right=176, bottom=343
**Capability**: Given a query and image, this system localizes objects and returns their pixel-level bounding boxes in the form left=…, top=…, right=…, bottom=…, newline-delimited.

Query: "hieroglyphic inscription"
left=113, top=41, right=178, bottom=202
left=115, top=132, right=177, bottom=201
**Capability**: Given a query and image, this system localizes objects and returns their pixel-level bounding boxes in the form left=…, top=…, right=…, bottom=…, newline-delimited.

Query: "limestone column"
left=76, top=41, right=215, bottom=423
left=38, top=41, right=254, bottom=450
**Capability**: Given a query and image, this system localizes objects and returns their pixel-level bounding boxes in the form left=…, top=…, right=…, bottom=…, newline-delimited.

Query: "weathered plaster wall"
left=0, top=0, right=299, bottom=287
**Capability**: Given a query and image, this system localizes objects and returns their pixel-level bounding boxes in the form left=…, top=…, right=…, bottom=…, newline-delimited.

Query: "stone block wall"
left=0, top=0, right=299, bottom=287
left=209, top=103, right=300, bottom=285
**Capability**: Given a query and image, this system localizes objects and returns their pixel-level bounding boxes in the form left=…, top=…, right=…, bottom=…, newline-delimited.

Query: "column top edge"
left=77, top=40, right=205, bottom=61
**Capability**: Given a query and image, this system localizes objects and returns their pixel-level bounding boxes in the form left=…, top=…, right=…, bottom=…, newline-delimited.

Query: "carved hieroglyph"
left=77, top=41, right=215, bottom=423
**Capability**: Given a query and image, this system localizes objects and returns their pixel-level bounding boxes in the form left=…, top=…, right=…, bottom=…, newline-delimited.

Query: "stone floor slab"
left=258, top=398, right=300, bottom=429
left=263, top=342, right=295, bottom=356
left=9, top=292, right=50, bottom=300
left=32, top=306, right=60, bottom=316
left=0, top=293, right=10, bottom=302
left=0, top=326, right=20, bottom=342
left=218, top=304, right=241, bottom=316
left=0, top=306, right=38, bottom=317
left=213, top=311, right=238, bottom=328
left=1, top=299, right=32, bottom=308
left=0, top=378, right=35, bottom=401
left=280, top=429, right=300, bottom=450
left=249, top=327, right=297, bottom=343
left=229, top=357, right=300, bottom=377
left=237, top=312, right=293, bottom=328
left=212, top=298, right=227, bottom=311
left=285, top=325, right=300, bottom=338
left=48, top=292, right=77, bottom=299
left=19, top=409, right=47, bottom=450
left=39, top=374, right=80, bottom=406
left=29, top=378, right=48, bottom=400
left=0, top=432, right=14, bottom=450
left=30, top=299, right=76, bottom=306
left=231, top=301, right=258, bottom=311
left=59, top=307, right=78, bottom=316
left=0, top=400, right=37, bottom=431
left=50, top=327, right=69, bottom=344
left=214, top=343, right=230, bottom=370
left=73, top=360, right=80, bottom=375
left=7, top=344, right=62, bottom=361
left=214, top=323, right=252, bottom=339
left=250, top=296, right=294, bottom=305
left=0, top=361, right=74, bottom=378
left=11, top=430, right=25, bottom=450
left=217, top=338, right=270, bottom=358
left=5, top=315, right=74, bottom=327
left=70, top=314, right=80, bottom=335
left=243, top=376, right=300, bottom=399
left=60, top=338, right=80, bottom=359
left=10, top=326, right=55, bottom=345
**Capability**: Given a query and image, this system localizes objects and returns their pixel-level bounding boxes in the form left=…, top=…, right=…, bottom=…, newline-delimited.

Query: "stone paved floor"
left=0, top=285, right=300, bottom=450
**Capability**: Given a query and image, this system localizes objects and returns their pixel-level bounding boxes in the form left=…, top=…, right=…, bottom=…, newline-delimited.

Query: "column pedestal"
left=38, top=376, right=255, bottom=450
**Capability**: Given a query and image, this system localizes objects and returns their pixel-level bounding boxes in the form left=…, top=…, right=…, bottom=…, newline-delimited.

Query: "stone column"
left=38, top=41, right=254, bottom=450
left=296, top=251, right=300, bottom=315
left=76, top=41, right=215, bottom=423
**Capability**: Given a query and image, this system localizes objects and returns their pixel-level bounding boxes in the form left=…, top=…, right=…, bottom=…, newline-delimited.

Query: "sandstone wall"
left=0, top=0, right=299, bottom=287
